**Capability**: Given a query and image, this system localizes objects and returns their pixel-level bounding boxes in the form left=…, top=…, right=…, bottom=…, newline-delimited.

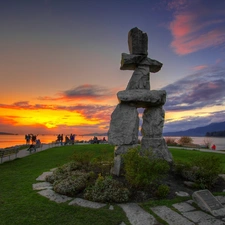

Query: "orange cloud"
left=0, top=101, right=115, bottom=135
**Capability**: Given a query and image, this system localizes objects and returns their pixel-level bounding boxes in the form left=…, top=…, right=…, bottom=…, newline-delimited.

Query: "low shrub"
left=46, top=161, right=83, bottom=184
left=53, top=171, right=93, bottom=196
left=84, top=175, right=130, bottom=203
left=122, top=146, right=170, bottom=189
left=173, top=155, right=223, bottom=189
left=155, top=184, right=170, bottom=199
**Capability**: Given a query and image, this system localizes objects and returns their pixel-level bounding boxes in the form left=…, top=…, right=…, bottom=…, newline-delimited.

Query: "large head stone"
left=128, top=27, right=148, bottom=55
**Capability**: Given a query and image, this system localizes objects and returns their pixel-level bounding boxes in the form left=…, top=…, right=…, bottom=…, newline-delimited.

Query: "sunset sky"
left=1, top=0, right=225, bottom=135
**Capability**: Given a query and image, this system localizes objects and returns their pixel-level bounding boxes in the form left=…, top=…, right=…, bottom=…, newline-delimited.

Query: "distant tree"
left=178, top=136, right=193, bottom=145
left=205, top=130, right=225, bottom=137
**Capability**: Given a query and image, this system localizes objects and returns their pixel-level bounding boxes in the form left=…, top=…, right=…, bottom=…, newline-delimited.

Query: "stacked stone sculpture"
left=108, top=27, right=173, bottom=175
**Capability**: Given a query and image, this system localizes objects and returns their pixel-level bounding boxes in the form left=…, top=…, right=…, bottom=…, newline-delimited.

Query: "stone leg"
left=108, top=103, right=139, bottom=146
left=141, top=106, right=164, bottom=138
left=141, top=137, right=173, bottom=163
left=141, top=106, right=173, bottom=163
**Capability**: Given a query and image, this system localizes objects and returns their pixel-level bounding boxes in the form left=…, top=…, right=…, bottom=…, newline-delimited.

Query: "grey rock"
left=37, top=189, right=72, bottom=203
left=192, top=190, right=225, bottom=217
left=108, top=103, right=139, bottom=145
left=109, top=205, right=114, bottom=210
left=126, top=65, right=150, bottom=90
left=184, top=181, right=196, bottom=188
left=175, top=191, right=190, bottom=197
left=128, top=27, right=148, bottom=55
left=32, top=182, right=52, bottom=190
left=219, top=174, right=225, bottom=180
left=111, top=155, right=122, bottom=176
left=141, top=137, right=173, bottom=163
left=172, top=202, right=195, bottom=212
left=141, top=107, right=165, bottom=138
left=151, top=206, right=194, bottom=225
left=120, top=53, right=163, bottom=73
left=36, top=171, right=53, bottom=181
left=117, top=90, right=166, bottom=108
left=69, top=198, right=106, bottom=209
left=182, top=211, right=225, bottom=225
left=216, top=196, right=225, bottom=205
left=119, top=203, right=157, bottom=225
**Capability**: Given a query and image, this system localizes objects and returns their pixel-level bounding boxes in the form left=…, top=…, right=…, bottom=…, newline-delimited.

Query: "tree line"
left=205, top=130, right=225, bottom=137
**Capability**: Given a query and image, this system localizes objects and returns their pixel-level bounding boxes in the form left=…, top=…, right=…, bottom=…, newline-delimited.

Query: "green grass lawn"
left=1, top=144, right=225, bottom=225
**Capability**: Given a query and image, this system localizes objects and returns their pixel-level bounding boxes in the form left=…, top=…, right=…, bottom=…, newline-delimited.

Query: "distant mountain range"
left=163, top=121, right=225, bottom=137
left=0, top=132, right=17, bottom=135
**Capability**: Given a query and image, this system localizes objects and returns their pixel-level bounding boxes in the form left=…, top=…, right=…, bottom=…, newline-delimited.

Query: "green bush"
left=84, top=175, right=130, bottom=203
left=53, top=172, right=92, bottom=196
left=70, top=152, right=94, bottom=169
left=173, top=155, right=223, bottom=189
left=155, top=184, right=170, bottom=199
left=46, top=161, right=83, bottom=184
left=122, top=146, right=170, bottom=189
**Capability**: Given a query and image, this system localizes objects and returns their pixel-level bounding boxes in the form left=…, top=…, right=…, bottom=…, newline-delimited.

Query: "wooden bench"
left=0, top=146, right=20, bottom=163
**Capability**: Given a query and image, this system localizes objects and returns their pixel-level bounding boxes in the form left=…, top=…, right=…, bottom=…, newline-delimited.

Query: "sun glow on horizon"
left=0, top=108, right=100, bottom=129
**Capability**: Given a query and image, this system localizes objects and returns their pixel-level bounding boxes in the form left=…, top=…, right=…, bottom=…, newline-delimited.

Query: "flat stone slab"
left=32, top=182, right=52, bottom=190
left=192, top=190, right=225, bottom=217
left=182, top=211, right=225, bottom=225
left=36, top=171, right=53, bottom=181
left=117, top=89, right=166, bottom=108
left=151, top=206, right=194, bottom=225
left=37, top=189, right=72, bottom=203
left=119, top=203, right=157, bottom=225
left=175, top=191, right=190, bottom=197
left=68, top=198, right=106, bottom=209
left=172, top=202, right=195, bottom=213
left=216, top=196, right=225, bottom=205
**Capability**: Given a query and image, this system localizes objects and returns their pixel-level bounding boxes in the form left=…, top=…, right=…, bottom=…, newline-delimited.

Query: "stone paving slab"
left=119, top=203, right=157, bottom=225
left=172, top=202, right=195, bottom=213
left=37, top=189, right=72, bottom=203
left=216, top=196, right=225, bottom=205
left=69, top=198, right=106, bottom=209
left=32, top=182, right=52, bottom=190
left=182, top=210, right=225, bottom=225
left=36, top=171, right=53, bottom=181
left=151, top=206, right=194, bottom=225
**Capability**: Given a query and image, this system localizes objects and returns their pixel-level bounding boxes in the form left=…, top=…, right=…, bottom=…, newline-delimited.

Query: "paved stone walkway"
left=1, top=142, right=64, bottom=164
left=34, top=170, right=225, bottom=225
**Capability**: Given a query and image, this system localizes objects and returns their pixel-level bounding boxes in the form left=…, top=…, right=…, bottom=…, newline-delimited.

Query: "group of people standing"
left=25, top=134, right=38, bottom=145
left=57, top=133, right=76, bottom=145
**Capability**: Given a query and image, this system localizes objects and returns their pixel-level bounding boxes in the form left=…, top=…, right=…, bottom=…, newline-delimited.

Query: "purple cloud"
left=163, top=66, right=225, bottom=111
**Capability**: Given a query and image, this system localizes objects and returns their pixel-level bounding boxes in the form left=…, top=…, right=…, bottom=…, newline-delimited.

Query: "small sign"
left=192, top=190, right=225, bottom=216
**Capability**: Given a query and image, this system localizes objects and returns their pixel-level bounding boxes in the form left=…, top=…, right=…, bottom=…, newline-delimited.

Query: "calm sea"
left=0, top=134, right=100, bottom=149
left=1, top=134, right=225, bottom=150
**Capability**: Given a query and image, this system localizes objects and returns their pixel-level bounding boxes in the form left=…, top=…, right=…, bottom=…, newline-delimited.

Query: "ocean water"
left=0, top=134, right=103, bottom=148
left=1, top=134, right=225, bottom=150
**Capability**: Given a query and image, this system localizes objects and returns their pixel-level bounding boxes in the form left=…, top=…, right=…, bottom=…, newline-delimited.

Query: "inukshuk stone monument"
left=108, top=27, right=173, bottom=176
